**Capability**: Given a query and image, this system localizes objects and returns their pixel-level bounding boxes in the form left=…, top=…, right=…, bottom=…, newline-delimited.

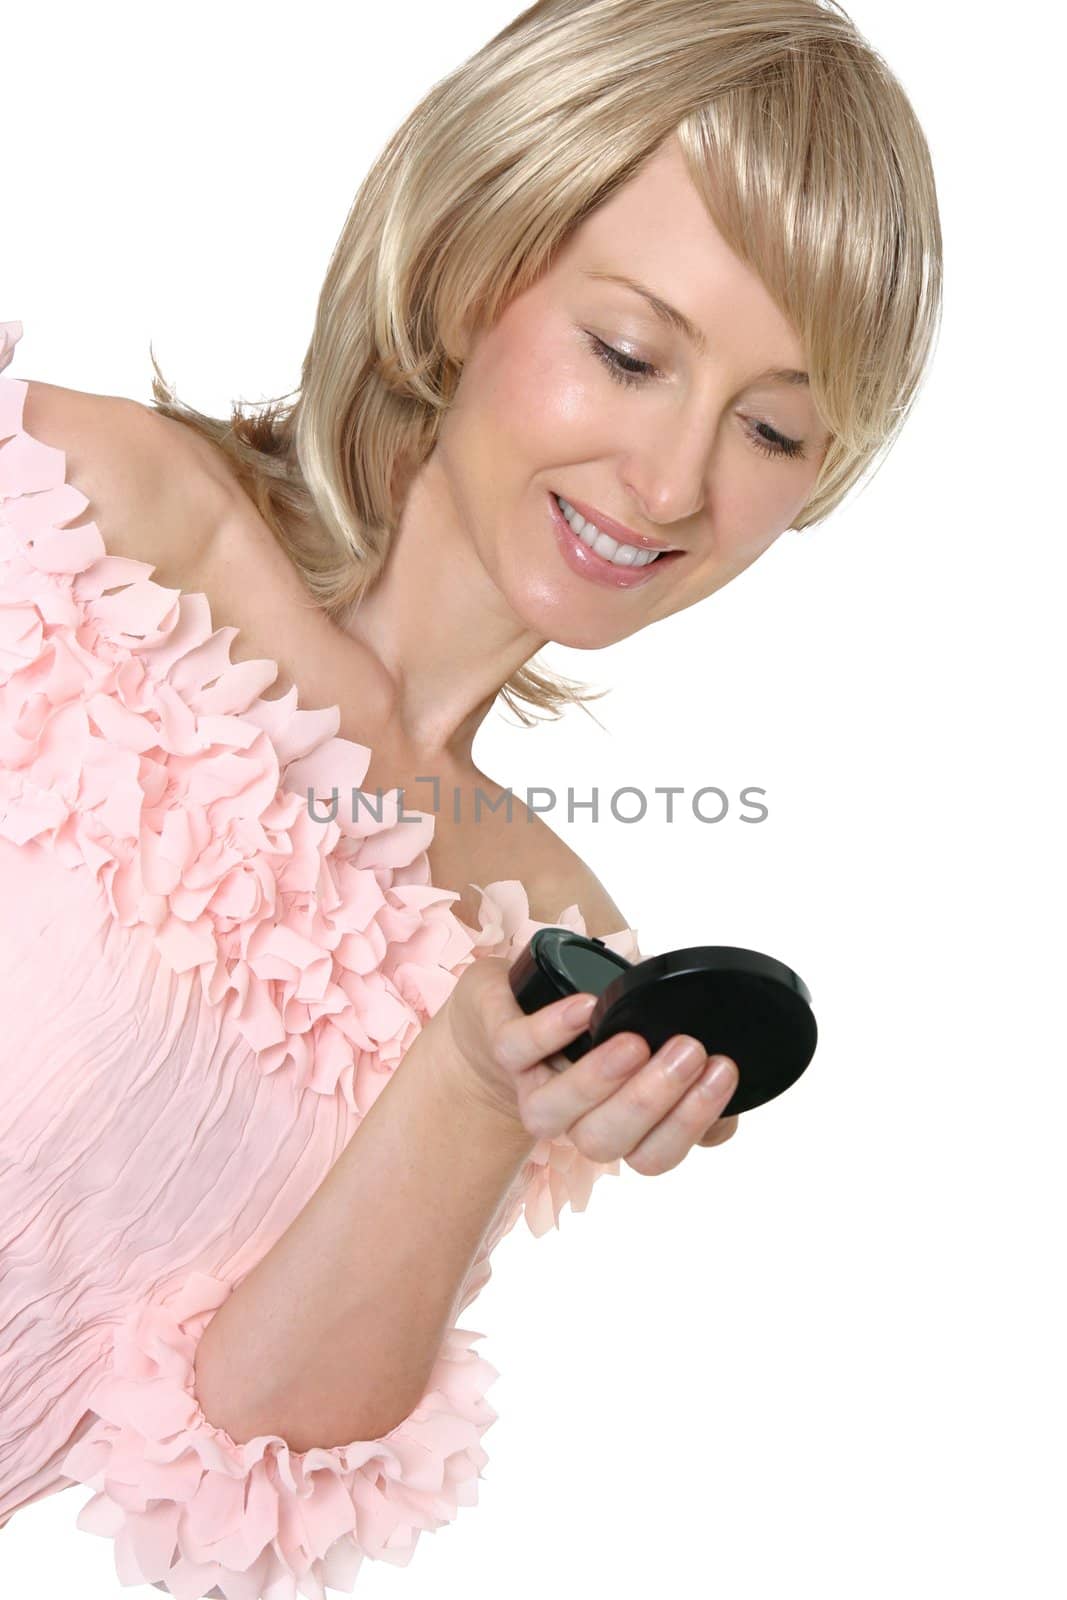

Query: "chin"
left=512, top=595, right=632, bottom=651
left=498, top=534, right=647, bottom=647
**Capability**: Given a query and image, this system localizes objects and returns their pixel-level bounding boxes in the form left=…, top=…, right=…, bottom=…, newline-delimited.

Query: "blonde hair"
left=147, top=0, right=942, bottom=726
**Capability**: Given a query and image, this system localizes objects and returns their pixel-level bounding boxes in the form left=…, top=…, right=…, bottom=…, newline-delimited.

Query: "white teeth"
left=556, top=495, right=663, bottom=567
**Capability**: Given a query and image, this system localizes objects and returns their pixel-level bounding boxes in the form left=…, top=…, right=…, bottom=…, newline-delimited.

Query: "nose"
left=620, top=406, right=712, bottom=529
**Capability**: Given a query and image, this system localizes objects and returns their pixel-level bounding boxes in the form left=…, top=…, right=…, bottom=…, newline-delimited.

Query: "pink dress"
left=0, top=320, right=642, bottom=1598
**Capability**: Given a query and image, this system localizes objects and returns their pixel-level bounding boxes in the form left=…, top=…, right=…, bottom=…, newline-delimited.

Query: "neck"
left=338, top=456, right=548, bottom=771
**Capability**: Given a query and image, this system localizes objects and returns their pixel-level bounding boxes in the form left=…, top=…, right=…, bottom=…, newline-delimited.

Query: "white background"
left=2, top=1, right=1064, bottom=1595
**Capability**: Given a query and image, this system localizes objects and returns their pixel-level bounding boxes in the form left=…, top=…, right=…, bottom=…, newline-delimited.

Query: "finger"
left=526, top=1031, right=701, bottom=1148
left=623, top=1057, right=740, bottom=1175
left=567, top=1045, right=735, bottom=1168
left=520, top=1029, right=652, bottom=1139
left=698, top=1114, right=739, bottom=1147
left=491, top=988, right=602, bottom=1086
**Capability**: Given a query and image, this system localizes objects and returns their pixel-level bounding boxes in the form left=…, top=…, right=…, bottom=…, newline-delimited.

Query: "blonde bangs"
left=675, top=46, right=942, bottom=528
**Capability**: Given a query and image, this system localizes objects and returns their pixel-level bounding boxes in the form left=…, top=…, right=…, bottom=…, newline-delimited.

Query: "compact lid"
left=509, top=930, right=817, bottom=1117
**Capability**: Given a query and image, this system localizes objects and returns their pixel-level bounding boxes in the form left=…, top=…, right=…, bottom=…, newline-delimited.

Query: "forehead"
left=590, top=137, right=715, bottom=235
left=551, top=138, right=805, bottom=365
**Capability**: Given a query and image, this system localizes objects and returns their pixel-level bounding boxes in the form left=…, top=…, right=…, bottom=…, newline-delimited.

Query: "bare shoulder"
left=19, top=380, right=221, bottom=582
left=468, top=771, right=632, bottom=940
left=533, top=828, right=633, bottom=941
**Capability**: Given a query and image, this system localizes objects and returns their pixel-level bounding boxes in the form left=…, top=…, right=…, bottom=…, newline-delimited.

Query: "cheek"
left=715, top=449, right=820, bottom=550
left=477, top=323, right=600, bottom=460
left=520, top=367, right=592, bottom=459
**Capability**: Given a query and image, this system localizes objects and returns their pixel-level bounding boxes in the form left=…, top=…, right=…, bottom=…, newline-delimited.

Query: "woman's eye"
left=746, top=421, right=807, bottom=462
left=582, top=330, right=807, bottom=463
left=584, top=331, right=657, bottom=388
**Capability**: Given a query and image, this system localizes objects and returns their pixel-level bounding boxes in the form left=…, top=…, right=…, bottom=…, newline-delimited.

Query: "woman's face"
left=430, top=133, right=834, bottom=650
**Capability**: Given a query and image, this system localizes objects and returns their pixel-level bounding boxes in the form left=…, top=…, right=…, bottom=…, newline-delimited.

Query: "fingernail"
left=700, top=1055, right=738, bottom=1095
left=661, top=1037, right=705, bottom=1078
left=563, top=993, right=597, bottom=1025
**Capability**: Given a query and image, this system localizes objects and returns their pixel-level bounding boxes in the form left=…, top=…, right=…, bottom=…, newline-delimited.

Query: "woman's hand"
left=432, top=957, right=739, bottom=1174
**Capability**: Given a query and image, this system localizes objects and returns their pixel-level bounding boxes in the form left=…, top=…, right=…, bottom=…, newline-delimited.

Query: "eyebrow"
left=582, top=269, right=810, bottom=387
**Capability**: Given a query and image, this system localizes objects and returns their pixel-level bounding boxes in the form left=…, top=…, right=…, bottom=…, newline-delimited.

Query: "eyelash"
left=583, top=332, right=807, bottom=462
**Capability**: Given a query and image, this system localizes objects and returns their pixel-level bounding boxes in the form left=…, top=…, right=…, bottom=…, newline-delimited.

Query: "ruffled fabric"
left=0, top=316, right=644, bottom=1596
left=0, top=319, right=641, bottom=1242
left=60, top=1270, right=498, bottom=1600
left=0, top=321, right=474, bottom=1106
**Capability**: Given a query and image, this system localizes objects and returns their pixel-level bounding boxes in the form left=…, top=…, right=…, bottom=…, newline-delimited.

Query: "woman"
left=0, top=0, right=941, bottom=1593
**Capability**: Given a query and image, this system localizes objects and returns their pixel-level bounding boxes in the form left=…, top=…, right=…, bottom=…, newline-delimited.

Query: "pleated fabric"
left=0, top=321, right=641, bottom=1598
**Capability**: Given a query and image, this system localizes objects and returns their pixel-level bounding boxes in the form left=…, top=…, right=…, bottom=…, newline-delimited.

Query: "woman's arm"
left=189, top=845, right=634, bottom=1458
left=192, top=1033, right=535, bottom=1454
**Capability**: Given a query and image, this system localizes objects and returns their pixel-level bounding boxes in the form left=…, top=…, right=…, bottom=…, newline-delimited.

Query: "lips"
left=548, top=492, right=683, bottom=589
left=556, top=492, right=681, bottom=554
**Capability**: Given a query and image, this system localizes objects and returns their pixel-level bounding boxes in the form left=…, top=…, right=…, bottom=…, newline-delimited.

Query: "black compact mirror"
left=508, top=928, right=817, bottom=1117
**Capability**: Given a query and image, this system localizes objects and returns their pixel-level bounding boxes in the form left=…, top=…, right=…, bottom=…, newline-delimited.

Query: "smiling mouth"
left=551, top=493, right=684, bottom=570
